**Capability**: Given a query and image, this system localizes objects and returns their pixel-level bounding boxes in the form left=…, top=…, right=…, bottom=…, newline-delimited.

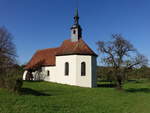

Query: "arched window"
left=47, top=70, right=50, bottom=76
left=65, top=62, right=69, bottom=76
left=81, top=62, right=86, bottom=76
left=73, top=30, right=76, bottom=34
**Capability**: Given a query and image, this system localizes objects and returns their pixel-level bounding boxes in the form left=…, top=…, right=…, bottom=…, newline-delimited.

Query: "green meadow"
left=0, top=80, right=150, bottom=113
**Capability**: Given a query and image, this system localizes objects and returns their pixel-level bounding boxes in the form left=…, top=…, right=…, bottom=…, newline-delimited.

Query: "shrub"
left=4, top=76, right=22, bottom=92
left=0, top=65, right=23, bottom=93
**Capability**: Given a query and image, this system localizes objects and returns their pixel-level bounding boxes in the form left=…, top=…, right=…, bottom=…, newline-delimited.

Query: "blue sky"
left=0, top=0, right=150, bottom=65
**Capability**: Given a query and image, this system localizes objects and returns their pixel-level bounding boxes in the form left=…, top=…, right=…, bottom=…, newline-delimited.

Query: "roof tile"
left=25, top=39, right=97, bottom=69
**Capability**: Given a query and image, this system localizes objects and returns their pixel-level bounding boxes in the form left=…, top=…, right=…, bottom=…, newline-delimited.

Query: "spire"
left=75, top=8, right=78, bottom=17
left=74, top=8, right=79, bottom=25
left=71, top=8, right=82, bottom=42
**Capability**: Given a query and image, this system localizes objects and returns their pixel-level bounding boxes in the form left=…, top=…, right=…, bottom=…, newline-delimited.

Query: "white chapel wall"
left=55, top=55, right=77, bottom=85
left=23, top=70, right=28, bottom=80
left=42, top=55, right=97, bottom=88
left=23, top=55, right=97, bottom=88
left=76, top=55, right=92, bottom=87
left=42, top=66, right=56, bottom=82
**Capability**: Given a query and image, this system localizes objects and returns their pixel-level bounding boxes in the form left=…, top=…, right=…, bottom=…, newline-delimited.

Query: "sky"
left=0, top=0, right=150, bottom=65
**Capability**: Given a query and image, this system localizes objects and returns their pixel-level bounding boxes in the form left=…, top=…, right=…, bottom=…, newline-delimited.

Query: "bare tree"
left=97, top=34, right=148, bottom=89
left=25, top=60, right=46, bottom=81
left=0, top=27, right=22, bottom=92
left=0, top=27, right=17, bottom=74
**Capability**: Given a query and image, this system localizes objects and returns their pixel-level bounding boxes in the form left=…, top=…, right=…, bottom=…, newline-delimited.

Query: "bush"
left=0, top=65, right=23, bottom=93
left=0, top=76, right=5, bottom=88
left=97, top=66, right=115, bottom=82
left=4, top=76, right=23, bottom=92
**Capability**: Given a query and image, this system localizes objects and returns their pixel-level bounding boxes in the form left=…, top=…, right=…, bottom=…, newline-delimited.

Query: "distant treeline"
left=97, top=66, right=150, bottom=81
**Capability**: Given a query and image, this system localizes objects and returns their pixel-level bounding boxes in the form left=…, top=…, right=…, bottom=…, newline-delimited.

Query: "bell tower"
left=71, top=8, right=82, bottom=42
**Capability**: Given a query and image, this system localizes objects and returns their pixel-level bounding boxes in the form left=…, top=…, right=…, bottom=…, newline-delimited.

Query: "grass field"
left=0, top=80, right=150, bottom=113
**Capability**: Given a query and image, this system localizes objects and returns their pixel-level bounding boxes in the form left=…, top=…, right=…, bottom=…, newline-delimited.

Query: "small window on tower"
left=73, top=30, right=76, bottom=34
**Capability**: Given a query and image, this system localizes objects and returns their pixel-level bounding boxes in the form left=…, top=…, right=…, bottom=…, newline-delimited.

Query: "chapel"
left=23, top=9, right=97, bottom=88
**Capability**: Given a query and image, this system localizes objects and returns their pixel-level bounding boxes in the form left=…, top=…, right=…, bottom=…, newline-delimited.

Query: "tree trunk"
left=116, top=72, right=123, bottom=90
left=116, top=79, right=122, bottom=90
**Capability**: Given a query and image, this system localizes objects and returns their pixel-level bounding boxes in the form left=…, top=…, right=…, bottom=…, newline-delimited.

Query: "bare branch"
left=96, top=34, right=148, bottom=89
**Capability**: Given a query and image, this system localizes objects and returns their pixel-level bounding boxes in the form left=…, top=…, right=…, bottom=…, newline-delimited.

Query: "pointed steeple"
left=74, top=8, right=79, bottom=25
left=75, top=8, right=78, bottom=16
left=71, top=8, right=82, bottom=42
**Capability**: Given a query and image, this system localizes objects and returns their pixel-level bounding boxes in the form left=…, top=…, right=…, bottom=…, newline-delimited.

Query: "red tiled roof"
left=25, top=39, right=97, bottom=70
left=57, top=39, right=97, bottom=56
left=25, top=48, right=59, bottom=69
